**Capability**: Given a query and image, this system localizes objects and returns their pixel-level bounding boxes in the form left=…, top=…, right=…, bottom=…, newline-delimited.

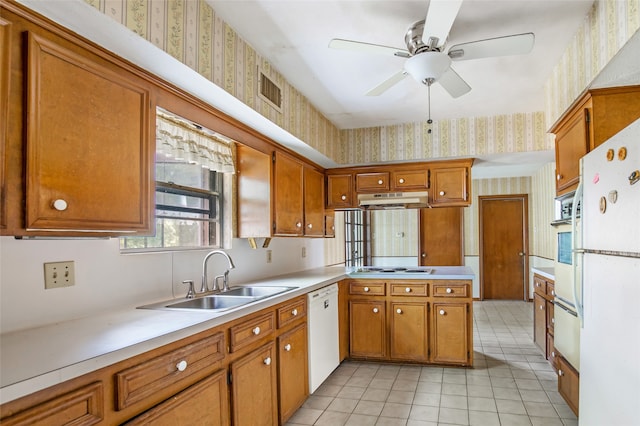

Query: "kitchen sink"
left=217, top=285, right=297, bottom=298
left=163, top=295, right=252, bottom=310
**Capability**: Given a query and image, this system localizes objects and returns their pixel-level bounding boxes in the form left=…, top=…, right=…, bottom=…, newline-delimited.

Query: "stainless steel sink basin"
left=164, top=295, right=252, bottom=310
left=218, top=286, right=297, bottom=298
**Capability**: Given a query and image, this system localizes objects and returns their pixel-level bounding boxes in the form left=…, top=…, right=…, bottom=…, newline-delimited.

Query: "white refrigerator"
left=577, top=118, right=640, bottom=425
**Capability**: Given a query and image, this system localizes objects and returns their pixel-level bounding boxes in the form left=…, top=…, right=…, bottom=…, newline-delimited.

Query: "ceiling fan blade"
left=366, top=71, right=408, bottom=96
left=438, top=67, right=471, bottom=98
left=447, top=32, right=535, bottom=61
left=422, top=0, right=463, bottom=48
left=329, top=38, right=410, bottom=58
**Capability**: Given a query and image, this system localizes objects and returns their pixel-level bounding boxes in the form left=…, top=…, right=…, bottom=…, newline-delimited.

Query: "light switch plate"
left=44, top=261, right=75, bottom=289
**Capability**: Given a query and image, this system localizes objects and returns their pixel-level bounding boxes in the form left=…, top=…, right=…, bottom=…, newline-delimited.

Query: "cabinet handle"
left=284, top=344, right=292, bottom=352
left=378, top=179, right=383, bottom=185
left=264, top=357, right=272, bottom=366
left=176, top=360, right=188, bottom=372
left=364, top=287, right=370, bottom=292
left=536, top=282, right=541, bottom=287
left=446, top=288, right=452, bottom=294
left=421, top=253, right=426, bottom=258
left=551, top=318, right=555, bottom=324
left=296, top=222, right=302, bottom=228
left=52, top=199, right=68, bottom=211
left=341, top=194, right=347, bottom=201
left=307, top=223, right=313, bottom=229
left=396, top=308, right=403, bottom=314
left=439, top=309, right=445, bottom=315
left=539, top=305, right=544, bottom=310
left=253, top=326, right=261, bottom=335
left=439, top=191, right=445, bottom=196
left=558, top=369, right=564, bottom=377
left=372, top=307, right=379, bottom=313
left=291, top=308, right=298, bottom=316
left=398, top=178, right=405, bottom=184
left=551, top=290, right=555, bottom=296
left=551, top=351, right=556, bottom=358
left=557, top=174, right=563, bottom=181
left=405, top=287, right=412, bottom=293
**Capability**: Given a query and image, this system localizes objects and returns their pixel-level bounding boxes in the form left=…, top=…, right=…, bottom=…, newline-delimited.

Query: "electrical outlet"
left=301, top=247, right=306, bottom=258
left=266, top=250, right=272, bottom=264
left=44, top=261, right=75, bottom=289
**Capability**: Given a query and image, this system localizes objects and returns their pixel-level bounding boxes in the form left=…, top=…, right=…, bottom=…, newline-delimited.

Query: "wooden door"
left=479, top=195, right=529, bottom=300
left=231, top=343, right=278, bottom=426
left=349, top=299, right=386, bottom=358
left=431, top=302, right=469, bottom=365
left=278, top=324, right=308, bottom=424
left=419, top=207, right=463, bottom=266
left=273, top=152, right=304, bottom=236
left=389, top=301, right=428, bottom=361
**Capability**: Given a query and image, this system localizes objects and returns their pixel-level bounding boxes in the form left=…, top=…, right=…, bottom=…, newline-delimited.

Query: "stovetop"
left=351, top=266, right=433, bottom=274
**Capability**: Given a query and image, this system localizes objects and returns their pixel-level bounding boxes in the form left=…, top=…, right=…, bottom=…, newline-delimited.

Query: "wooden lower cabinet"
left=230, top=342, right=278, bottom=426
left=557, top=355, right=579, bottom=416
left=277, top=324, right=308, bottom=424
left=124, top=369, right=229, bottom=426
left=533, top=293, right=547, bottom=354
left=389, top=301, right=428, bottom=361
left=431, top=302, right=470, bottom=365
left=349, top=299, right=386, bottom=359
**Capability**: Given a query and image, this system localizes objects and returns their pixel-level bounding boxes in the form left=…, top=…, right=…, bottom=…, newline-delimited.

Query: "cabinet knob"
left=439, top=191, right=445, bottom=196
left=292, top=308, right=298, bottom=316
left=557, top=174, right=563, bottom=181
left=372, top=307, right=379, bottom=313
left=284, top=343, right=292, bottom=352
left=558, top=369, right=564, bottom=377
left=551, top=318, right=555, bottom=324
left=264, top=357, right=272, bottom=366
left=52, top=199, right=68, bottom=211
left=253, top=326, right=261, bottom=335
left=396, top=308, right=403, bottom=314
left=405, top=287, right=412, bottom=293
left=364, top=286, right=370, bottom=292
left=551, top=351, right=556, bottom=358
left=176, top=360, right=188, bottom=372
left=341, top=194, right=347, bottom=201
left=296, top=222, right=302, bottom=228
left=551, top=290, right=555, bottom=296
left=536, top=282, right=541, bottom=287
left=421, top=253, right=426, bottom=258
left=439, top=309, right=445, bottom=315
left=307, top=223, right=313, bottom=229
left=446, top=288, right=452, bottom=294
left=378, top=179, right=383, bottom=185
left=539, top=305, right=544, bottom=310
left=398, top=178, right=405, bottom=184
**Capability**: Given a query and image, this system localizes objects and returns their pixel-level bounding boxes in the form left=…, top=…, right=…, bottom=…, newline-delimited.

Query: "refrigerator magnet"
left=599, top=196, right=607, bottom=214
left=606, top=149, right=615, bottom=161
left=618, top=147, right=627, bottom=160
left=629, top=170, right=639, bottom=185
left=608, top=190, right=618, bottom=204
left=593, top=173, right=600, bottom=184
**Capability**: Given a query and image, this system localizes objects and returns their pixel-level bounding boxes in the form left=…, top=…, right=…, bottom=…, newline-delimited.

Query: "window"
left=121, top=108, right=234, bottom=252
left=344, top=210, right=371, bottom=266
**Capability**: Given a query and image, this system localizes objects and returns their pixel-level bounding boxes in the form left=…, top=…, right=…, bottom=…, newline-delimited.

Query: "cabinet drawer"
left=533, top=276, right=546, bottom=296
left=546, top=281, right=556, bottom=298
left=230, top=312, right=276, bottom=352
left=431, top=282, right=469, bottom=298
left=115, top=332, right=225, bottom=411
left=390, top=282, right=427, bottom=296
left=278, top=297, right=306, bottom=328
left=391, top=170, right=429, bottom=190
left=356, top=172, right=389, bottom=192
left=349, top=281, right=386, bottom=296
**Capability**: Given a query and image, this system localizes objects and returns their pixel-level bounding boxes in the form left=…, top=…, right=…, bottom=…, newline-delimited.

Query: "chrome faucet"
left=201, top=250, right=235, bottom=293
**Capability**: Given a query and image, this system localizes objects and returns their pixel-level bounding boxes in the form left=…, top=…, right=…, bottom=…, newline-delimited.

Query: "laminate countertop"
left=531, top=266, right=555, bottom=281
left=0, top=265, right=475, bottom=404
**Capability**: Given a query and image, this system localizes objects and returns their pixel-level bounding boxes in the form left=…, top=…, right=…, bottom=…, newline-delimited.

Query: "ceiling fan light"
left=404, top=52, right=452, bottom=84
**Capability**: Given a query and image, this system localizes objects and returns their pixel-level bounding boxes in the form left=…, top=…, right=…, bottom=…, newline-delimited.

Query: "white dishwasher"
left=307, top=283, right=340, bottom=393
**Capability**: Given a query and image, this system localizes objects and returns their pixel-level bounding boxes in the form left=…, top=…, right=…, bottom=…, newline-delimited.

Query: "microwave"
left=553, top=191, right=581, bottom=224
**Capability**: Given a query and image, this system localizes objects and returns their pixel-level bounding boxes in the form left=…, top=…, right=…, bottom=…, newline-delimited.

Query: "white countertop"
left=0, top=265, right=475, bottom=404
left=348, top=266, right=475, bottom=280
left=531, top=266, right=555, bottom=280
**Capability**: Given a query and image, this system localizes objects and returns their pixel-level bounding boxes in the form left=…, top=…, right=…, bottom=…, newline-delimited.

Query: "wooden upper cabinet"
left=237, top=145, right=272, bottom=238
left=391, top=169, right=429, bottom=191
left=430, top=165, right=469, bottom=206
left=0, top=18, right=10, bottom=231
left=303, top=167, right=325, bottom=237
left=23, top=32, right=153, bottom=233
left=273, top=151, right=304, bottom=236
left=356, top=172, right=389, bottom=192
left=419, top=207, right=463, bottom=266
left=553, top=100, right=590, bottom=195
left=324, top=212, right=335, bottom=237
left=327, top=173, right=355, bottom=209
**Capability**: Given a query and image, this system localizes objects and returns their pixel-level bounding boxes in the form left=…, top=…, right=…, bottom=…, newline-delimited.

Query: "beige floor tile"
left=345, top=413, right=378, bottom=426
left=438, top=407, right=469, bottom=425
left=469, top=410, right=500, bottom=426
left=380, top=402, right=411, bottom=419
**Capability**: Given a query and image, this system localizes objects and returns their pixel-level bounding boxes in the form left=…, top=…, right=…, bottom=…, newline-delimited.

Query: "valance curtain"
left=156, top=111, right=235, bottom=174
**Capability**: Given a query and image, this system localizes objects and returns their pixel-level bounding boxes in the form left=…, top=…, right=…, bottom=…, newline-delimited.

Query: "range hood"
left=358, top=191, right=430, bottom=209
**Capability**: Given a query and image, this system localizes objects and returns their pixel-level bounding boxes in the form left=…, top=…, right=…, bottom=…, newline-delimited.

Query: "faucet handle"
left=183, top=280, right=196, bottom=299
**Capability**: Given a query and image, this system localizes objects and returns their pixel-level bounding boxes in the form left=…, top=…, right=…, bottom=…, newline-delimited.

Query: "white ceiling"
left=207, top=0, right=596, bottom=130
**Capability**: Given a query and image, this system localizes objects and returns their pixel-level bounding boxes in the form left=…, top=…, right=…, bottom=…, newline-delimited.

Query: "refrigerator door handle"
left=571, top=180, right=584, bottom=326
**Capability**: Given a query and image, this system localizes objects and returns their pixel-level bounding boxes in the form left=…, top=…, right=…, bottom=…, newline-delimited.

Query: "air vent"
left=258, top=69, right=283, bottom=112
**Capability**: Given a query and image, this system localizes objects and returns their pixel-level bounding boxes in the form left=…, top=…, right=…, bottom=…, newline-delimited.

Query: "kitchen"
left=1, top=0, right=639, bottom=425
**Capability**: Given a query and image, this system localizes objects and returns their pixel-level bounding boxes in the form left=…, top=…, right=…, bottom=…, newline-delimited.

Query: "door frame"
left=478, top=194, right=529, bottom=301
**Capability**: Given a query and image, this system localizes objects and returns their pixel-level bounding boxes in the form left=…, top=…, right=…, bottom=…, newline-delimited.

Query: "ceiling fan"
left=329, top=0, right=535, bottom=99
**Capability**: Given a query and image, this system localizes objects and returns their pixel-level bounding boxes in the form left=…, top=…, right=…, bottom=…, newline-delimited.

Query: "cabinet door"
left=430, top=167, right=468, bottom=205
left=25, top=32, right=153, bottom=233
left=338, top=281, right=350, bottom=362
left=356, top=172, right=389, bottom=192
left=389, top=301, right=428, bottom=361
left=0, top=18, right=10, bottom=231
left=349, top=300, right=386, bottom=358
left=557, top=356, right=579, bottom=416
left=231, top=343, right=278, bottom=426
left=391, top=169, right=429, bottom=191
left=303, top=167, right=325, bottom=237
left=273, top=152, right=304, bottom=236
left=124, top=370, right=229, bottom=426
left=324, top=212, right=335, bottom=238
left=419, top=207, right=463, bottom=266
left=326, top=174, right=354, bottom=209
left=237, top=145, right=272, bottom=238
left=278, top=324, right=309, bottom=424
left=554, top=107, right=589, bottom=194
left=431, top=302, right=470, bottom=365
left=533, top=293, right=547, bottom=355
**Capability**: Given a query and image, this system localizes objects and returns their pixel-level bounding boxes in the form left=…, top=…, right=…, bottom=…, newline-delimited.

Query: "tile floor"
left=286, top=300, right=578, bottom=426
